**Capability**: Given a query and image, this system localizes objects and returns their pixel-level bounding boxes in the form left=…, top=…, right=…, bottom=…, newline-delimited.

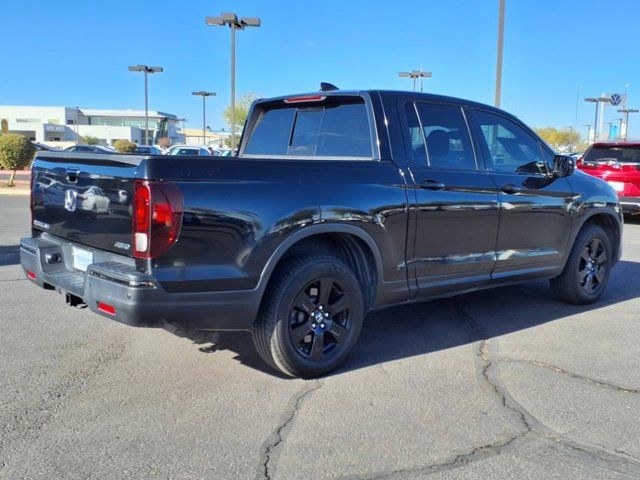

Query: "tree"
left=222, top=92, right=258, bottom=136
left=0, top=134, right=35, bottom=186
left=157, top=137, right=171, bottom=149
left=80, top=135, right=99, bottom=145
left=113, top=139, right=137, bottom=154
left=533, top=127, right=582, bottom=152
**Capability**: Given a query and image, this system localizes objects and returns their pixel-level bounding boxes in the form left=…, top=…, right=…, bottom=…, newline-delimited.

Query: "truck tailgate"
left=31, top=153, right=143, bottom=256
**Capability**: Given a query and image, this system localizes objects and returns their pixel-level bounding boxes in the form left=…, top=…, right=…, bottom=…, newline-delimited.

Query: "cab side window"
left=416, top=103, right=477, bottom=170
left=474, top=110, right=548, bottom=175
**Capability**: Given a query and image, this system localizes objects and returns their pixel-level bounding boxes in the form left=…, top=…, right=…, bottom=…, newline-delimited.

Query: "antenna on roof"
left=320, top=82, right=339, bottom=92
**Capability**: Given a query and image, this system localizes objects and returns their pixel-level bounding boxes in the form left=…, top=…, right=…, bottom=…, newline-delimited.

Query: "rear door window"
left=243, top=98, right=372, bottom=159
left=409, top=103, right=477, bottom=170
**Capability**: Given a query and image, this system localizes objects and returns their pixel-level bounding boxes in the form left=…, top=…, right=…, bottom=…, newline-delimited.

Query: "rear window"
left=583, top=145, right=640, bottom=164
left=243, top=98, right=372, bottom=159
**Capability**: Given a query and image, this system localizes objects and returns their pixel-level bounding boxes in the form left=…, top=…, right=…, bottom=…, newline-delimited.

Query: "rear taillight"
left=132, top=180, right=183, bottom=259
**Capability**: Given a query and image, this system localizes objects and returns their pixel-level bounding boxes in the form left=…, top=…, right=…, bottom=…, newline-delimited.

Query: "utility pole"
left=494, top=0, right=506, bottom=107
left=583, top=124, right=592, bottom=143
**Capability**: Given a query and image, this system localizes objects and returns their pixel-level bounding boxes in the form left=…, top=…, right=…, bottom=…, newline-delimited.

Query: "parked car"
left=577, top=142, right=640, bottom=215
left=65, top=144, right=115, bottom=154
left=77, top=186, right=111, bottom=214
left=166, top=145, right=213, bottom=156
left=21, top=89, right=622, bottom=377
left=134, top=145, right=163, bottom=155
left=213, top=148, right=233, bottom=157
left=32, top=142, right=57, bottom=151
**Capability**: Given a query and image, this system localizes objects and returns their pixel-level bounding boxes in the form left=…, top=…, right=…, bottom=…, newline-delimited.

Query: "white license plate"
left=72, top=246, right=93, bottom=272
left=608, top=181, right=625, bottom=192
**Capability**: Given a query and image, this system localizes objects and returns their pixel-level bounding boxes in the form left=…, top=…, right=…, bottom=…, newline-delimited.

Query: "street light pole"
left=128, top=65, right=163, bottom=145
left=618, top=108, right=639, bottom=141
left=583, top=124, right=592, bottom=142
left=206, top=13, right=261, bottom=152
left=494, top=0, right=506, bottom=107
left=574, top=83, right=580, bottom=137
left=192, top=91, right=216, bottom=145
left=398, top=69, right=432, bottom=92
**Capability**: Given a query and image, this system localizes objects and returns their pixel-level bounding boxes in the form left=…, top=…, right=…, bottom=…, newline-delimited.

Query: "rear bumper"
left=20, top=236, right=259, bottom=331
left=619, top=196, right=640, bottom=214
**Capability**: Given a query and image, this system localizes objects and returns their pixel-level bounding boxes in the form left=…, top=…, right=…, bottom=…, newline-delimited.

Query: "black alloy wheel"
left=288, top=277, right=353, bottom=361
left=578, top=237, right=608, bottom=294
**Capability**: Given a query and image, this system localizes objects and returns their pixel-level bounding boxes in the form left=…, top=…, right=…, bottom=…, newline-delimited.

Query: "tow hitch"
left=65, top=292, right=87, bottom=309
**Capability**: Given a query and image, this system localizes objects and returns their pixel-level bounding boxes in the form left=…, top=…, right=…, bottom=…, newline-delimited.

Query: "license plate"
left=72, top=246, right=93, bottom=272
left=608, top=181, right=625, bottom=192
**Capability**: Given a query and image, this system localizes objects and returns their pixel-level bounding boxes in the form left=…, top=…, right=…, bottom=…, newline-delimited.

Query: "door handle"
left=500, top=183, right=522, bottom=194
left=420, top=179, right=446, bottom=190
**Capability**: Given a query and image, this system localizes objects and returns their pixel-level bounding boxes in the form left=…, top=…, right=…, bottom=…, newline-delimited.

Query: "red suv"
left=578, top=142, right=640, bottom=215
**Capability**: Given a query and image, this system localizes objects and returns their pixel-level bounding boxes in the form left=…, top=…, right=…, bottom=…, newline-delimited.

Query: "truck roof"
left=256, top=89, right=516, bottom=120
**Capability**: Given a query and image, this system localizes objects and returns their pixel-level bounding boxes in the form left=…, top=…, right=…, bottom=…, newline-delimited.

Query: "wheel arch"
left=571, top=209, right=622, bottom=265
left=256, top=224, right=383, bottom=311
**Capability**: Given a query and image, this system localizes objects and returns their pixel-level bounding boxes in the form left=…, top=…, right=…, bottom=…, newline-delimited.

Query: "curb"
left=0, top=188, right=29, bottom=196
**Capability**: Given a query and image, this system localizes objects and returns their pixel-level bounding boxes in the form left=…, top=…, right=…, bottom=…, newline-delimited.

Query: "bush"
left=80, top=135, right=100, bottom=145
left=113, top=139, right=137, bottom=154
left=0, top=134, right=35, bottom=186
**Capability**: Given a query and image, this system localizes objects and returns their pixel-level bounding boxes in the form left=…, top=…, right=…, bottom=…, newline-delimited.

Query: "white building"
left=0, top=105, right=183, bottom=146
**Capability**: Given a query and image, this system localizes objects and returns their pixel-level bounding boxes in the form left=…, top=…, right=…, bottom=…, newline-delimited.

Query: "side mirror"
left=553, top=154, right=575, bottom=177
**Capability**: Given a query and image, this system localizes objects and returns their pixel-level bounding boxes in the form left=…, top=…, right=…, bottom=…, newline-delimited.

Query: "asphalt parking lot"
left=1, top=195, right=640, bottom=480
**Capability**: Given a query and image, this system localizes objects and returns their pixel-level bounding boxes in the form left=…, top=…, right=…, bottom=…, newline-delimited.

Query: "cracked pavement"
left=1, top=195, right=640, bottom=479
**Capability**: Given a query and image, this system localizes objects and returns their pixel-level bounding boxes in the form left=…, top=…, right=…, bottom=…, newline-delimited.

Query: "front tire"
left=550, top=224, right=612, bottom=304
left=254, top=255, right=365, bottom=378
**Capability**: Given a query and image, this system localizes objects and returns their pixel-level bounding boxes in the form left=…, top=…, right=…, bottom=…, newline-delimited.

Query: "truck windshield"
left=243, top=98, right=372, bottom=159
left=583, top=145, right=640, bottom=164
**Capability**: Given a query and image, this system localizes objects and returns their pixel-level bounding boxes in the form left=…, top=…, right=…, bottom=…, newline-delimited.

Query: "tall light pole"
left=618, top=108, right=639, bottom=141
left=206, top=13, right=260, bottom=152
left=583, top=124, right=592, bottom=142
left=398, top=69, right=432, bottom=92
left=128, top=65, right=163, bottom=145
left=494, top=0, right=506, bottom=107
left=585, top=97, right=610, bottom=143
left=574, top=83, right=580, bottom=138
left=192, top=91, right=216, bottom=145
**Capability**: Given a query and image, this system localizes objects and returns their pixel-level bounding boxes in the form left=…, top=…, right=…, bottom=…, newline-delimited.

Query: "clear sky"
left=2, top=0, right=639, bottom=139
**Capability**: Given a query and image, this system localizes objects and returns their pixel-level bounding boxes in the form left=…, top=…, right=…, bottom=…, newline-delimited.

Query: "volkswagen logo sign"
left=64, top=189, right=77, bottom=212
left=610, top=93, right=622, bottom=106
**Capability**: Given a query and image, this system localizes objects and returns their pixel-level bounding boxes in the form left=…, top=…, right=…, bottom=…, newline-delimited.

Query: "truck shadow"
left=173, top=260, right=640, bottom=378
left=0, top=245, right=20, bottom=266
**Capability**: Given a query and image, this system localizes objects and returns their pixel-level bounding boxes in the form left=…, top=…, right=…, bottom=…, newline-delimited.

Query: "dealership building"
left=0, top=105, right=183, bottom=146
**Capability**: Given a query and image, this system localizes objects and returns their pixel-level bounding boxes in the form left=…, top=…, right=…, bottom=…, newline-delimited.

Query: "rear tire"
left=550, top=224, right=612, bottom=304
left=253, top=255, right=365, bottom=378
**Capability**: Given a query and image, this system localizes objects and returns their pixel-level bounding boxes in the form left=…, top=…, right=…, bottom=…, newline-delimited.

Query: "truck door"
left=469, top=108, right=574, bottom=279
left=401, top=101, right=500, bottom=297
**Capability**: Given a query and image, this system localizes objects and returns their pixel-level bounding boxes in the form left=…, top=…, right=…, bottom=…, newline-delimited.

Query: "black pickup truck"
left=21, top=89, right=623, bottom=377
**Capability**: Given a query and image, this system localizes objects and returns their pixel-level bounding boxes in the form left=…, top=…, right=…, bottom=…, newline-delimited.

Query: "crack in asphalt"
left=494, top=357, right=640, bottom=394
left=343, top=433, right=529, bottom=480
left=255, top=380, right=321, bottom=480
left=452, top=297, right=640, bottom=478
